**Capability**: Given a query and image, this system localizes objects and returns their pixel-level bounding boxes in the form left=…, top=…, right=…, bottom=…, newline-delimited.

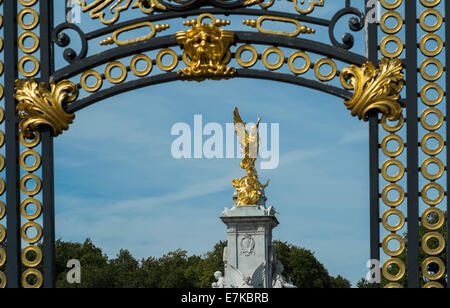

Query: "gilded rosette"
left=340, top=58, right=404, bottom=121
left=15, top=79, right=78, bottom=138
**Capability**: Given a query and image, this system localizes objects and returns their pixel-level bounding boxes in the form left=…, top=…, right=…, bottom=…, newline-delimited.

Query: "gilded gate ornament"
left=232, top=108, right=269, bottom=206
left=339, top=58, right=404, bottom=122
left=176, top=14, right=236, bottom=81
left=15, top=79, right=78, bottom=138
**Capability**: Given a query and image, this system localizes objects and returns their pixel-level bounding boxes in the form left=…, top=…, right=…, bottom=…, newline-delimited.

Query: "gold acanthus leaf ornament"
left=15, top=79, right=78, bottom=138
left=232, top=108, right=269, bottom=206
left=176, top=14, right=237, bottom=81
left=339, top=57, right=404, bottom=121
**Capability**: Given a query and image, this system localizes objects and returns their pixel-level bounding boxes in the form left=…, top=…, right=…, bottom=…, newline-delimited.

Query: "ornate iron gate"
left=0, top=0, right=446, bottom=288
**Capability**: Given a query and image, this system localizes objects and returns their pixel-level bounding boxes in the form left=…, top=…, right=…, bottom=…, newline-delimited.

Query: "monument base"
left=212, top=205, right=296, bottom=288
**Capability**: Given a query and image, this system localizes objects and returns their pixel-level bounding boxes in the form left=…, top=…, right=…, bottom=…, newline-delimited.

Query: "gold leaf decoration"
left=15, top=79, right=78, bottom=138
left=176, top=14, right=236, bottom=81
left=339, top=58, right=404, bottom=121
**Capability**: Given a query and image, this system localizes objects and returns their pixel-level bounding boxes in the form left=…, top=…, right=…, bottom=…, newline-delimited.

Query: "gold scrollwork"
left=176, top=14, right=236, bottom=81
left=100, top=22, right=169, bottom=46
left=340, top=58, right=404, bottom=122
left=242, top=16, right=315, bottom=37
left=292, top=0, right=324, bottom=14
left=15, top=79, right=78, bottom=138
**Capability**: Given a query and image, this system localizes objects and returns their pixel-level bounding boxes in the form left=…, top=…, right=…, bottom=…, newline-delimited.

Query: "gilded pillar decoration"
left=232, top=108, right=269, bottom=206
left=176, top=14, right=236, bottom=81
left=340, top=58, right=404, bottom=122
left=377, top=0, right=407, bottom=288
left=15, top=79, right=78, bottom=138
left=417, top=0, right=446, bottom=288
left=0, top=0, right=6, bottom=289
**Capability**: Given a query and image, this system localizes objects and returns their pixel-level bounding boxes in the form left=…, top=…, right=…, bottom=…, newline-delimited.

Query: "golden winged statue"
left=232, top=108, right=269, bottom=206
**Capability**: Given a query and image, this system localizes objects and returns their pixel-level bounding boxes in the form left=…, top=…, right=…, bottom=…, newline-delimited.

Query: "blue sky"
left=50, top=0, right=376, bottom=286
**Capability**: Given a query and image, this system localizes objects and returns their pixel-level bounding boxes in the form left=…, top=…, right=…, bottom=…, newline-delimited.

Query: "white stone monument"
left=212, top=108, right=296, bottom=289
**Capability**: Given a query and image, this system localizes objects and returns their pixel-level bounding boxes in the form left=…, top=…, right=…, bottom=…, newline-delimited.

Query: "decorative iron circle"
left=382, top=233, right=405, bottom=257
left=130, top=54, right=153, bottom=77
left=382, top=258, right=406, bottom=282
left=421, top=157, right=444, bottom=181
left=381, top=208, right=405, bottom=231
left=381, top=134, right=404, bottom=157
left=381, top=114, right=404, bottom=132
left=21, top=245, right=43, bottom=268
left=381, top=184, right=405, bottom=207
left=0, top=271, right=5, bottom=289
left=420, top=58, right=443, bottom=82
left=419, top=8, right=443, bottom=32
left=235, top=45, right=258, bottom=68
left=421, top=207, right=445, bottom=230
left=156, top=48, right=178, bottom=71
left=380, top=11, right=403, bottom=34
left=19, top=131, right=41, bottom=148
left=422, top=257, right=445, bottom=281
left=20, top=221, right=43, bottom=244
left=421, top=182, right=444, bottom=206
left=0, top=248, right=5, bottom=267
left=420, top=132, right=444, bottom=156
left=21, top=268, right=43, bottom=289
left=419, top=33, right=443, bottom=57
left=0, top=224, right=6, bottom=243
left=261, top=47, right=285, bottom=71
left=0, top=201, right=5, bottom=220
left=17, top=8, right=39, bottom=30
left=20, top=174, right=42, bottom=196
left=19, top=149, right=42, bottom=172
left=18, top=55, right=40, bottom=77
left=421, top=232, right=445, bottom=255
left=314, top=58, right=337, bottom=81
left=381, top=159, right=405, bottom=182
left=105, top=61, right=128, bottom=84
left=20, top=197, right=42, bottom=221
left=423, top=282, right=444, bottom=288
left=80, top=70, right=103, bottom=92
left=420, top=107, right=444, bottom=131
left=380, top=35, right=403, bottom=58
left=18, top=31, right=40, bottom=54
left=288, top=51, right=311, bottom=75
left=420, top=83, right=444, bottom=106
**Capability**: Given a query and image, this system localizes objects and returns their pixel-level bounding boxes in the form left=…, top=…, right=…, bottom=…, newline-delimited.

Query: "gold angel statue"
left=232, top=108, right=269, bottom=206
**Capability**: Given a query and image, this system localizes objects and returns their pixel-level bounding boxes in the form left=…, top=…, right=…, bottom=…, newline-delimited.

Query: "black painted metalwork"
left=405, top=0, right=419, bottom=289
left=4, top=0, right=21, bottom=289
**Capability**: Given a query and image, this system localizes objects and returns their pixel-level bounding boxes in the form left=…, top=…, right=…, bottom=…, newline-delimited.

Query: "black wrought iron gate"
left=0, top=0, right=447, bottom=288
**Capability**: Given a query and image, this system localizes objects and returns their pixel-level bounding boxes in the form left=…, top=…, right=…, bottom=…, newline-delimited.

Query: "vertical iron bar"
left=4, top=0, right=20, bottom=288
left=365, top=0, right=379, bottom=288
left=446, top=0, right=450, bottom=289
left=405, top=0, right=419, bottom=288
left=40, top=0, right=56, bottom=288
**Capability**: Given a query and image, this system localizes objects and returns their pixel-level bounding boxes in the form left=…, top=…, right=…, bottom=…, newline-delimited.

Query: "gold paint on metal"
left=176, top=14, right=236, bottom=81
left=420, top=83, right=444, bottom=106
left=20, top=149, right=42, bottom=172
left=340, top=58, right=404, bottom=121
left=21, top=268, right=43, bottom=288
left=19, top=131, right=41, bottom=148
left=18, top=31, right=40, bottom=54
left=15, top=79, right=78, bottom=138
left=422, top=257, right=445, bottom=281
left=99, top=22, right=169, bottom=46
left=21, top=245, right=42, bottom=268
left=421, top=182, right=444, bottom=206
left=105, top=61, right=128, bottom=84
left=288, top=51, right=310, bottom=75
left=132, top=0, right=167, bottom=14
left=420, top=0, right=440, bottom=7
left=235, top=45, right=258, bottom=68
left=381, top=184, right=405, bottom=207
left=420, top=132, right=444, bottom=156
left=382, top=258, right=406, bottom=282
left=20, top=174, right=42, bottom=196
left=0, top=201, right=5, bottom=220
left=18, top=55, right=40, bottom=77
left=20, top=198, right=42, bottom=221
left=421, top=207, right=445, bottom=231
left=156, top=48, right=178, bottom=71
left=382, top=234, right=405, bottom=257
left=0, top=271, right=5, bottom=289
left=258, top=0, right=274, bottom=8
left=423, top=282, right=444, bottom=288
left=19, top=0, right=38, bottom=6
left=17, top=8, right=39, bottom=30
left=420, top=107, right=443, bottom=131
left=21, top=221, right=42, bottom=244
left=381, top=134, right=404, bottom=157
left=292, top=0, right=324, bottom=14
left=419, top=8, right=443, bottom=32
left=80, top=70, right=103, bottom=92
left=242, top=16, right=315, bottom=37
left=262, top=47, right=285, bottom=71
left=384, top=282, right=403, bottom=288
left=314, top=58, right=337, bottom=81
left=421, top=157, right=444, bottom=181
left=381, top=159, right=404, bottom=182
left=422, top=232, right=445, bottom=255
left=380, top=11, right=403, bottom=34
left=0, top=178, right=4, bottom=196
left=0, top=224, right=5, bottom=243
left=381, top=208, right=405, bottom=231
left=420, top=58, right=443, bottom=82
left=130, top=54, right=153, bottom=77
left=232, top=108, right=269, bottom=206
left=381, top=114, right=404, bottom=132
left=0, top=155, right=4, bottom=172
left=419, top=33, right=443, bottom=57
left=379, top=0, right=402, bottom=9
left=380, top=35, right=403, bottom=58
left=0, top=248, right=5, bottom=267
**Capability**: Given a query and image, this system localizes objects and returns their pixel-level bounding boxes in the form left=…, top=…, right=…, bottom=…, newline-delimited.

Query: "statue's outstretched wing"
left=251, top=263, right=265, bottom=288
left=227, top=264, right=246, bottom=288
left=234, top=107, right=248, bottom=149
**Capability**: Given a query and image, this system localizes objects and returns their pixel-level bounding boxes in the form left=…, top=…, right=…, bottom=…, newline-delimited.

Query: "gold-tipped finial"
left=232, top=108, right=269, bottom=206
